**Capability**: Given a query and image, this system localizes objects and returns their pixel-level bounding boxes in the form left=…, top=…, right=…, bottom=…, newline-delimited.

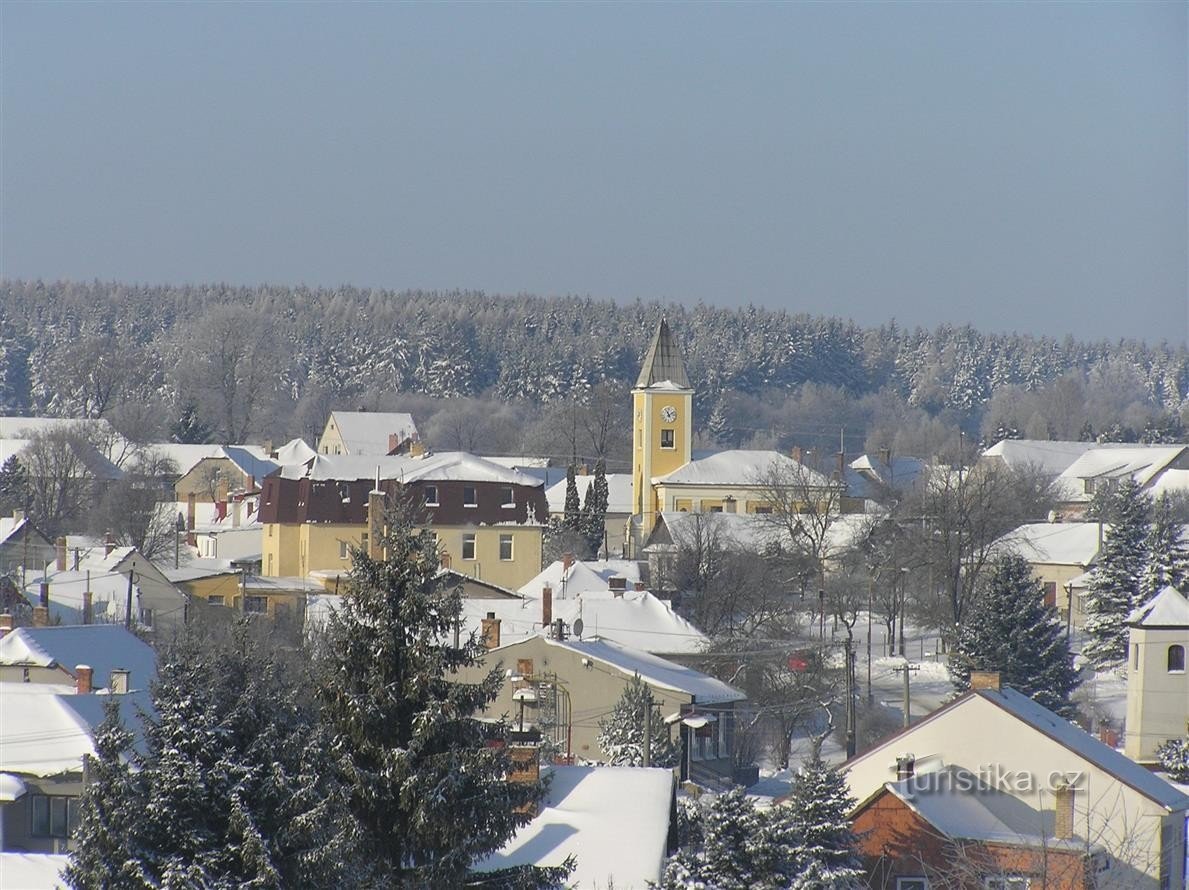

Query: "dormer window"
left=464, top=486, right=478, bottom=507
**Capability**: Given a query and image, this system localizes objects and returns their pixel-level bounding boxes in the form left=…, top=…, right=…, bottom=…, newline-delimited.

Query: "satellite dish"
left=573, top=618, right=584, bottom=638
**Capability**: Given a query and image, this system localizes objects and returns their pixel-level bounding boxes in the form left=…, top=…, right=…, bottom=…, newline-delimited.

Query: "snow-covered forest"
left=2, top=280, right=1186, bottom=458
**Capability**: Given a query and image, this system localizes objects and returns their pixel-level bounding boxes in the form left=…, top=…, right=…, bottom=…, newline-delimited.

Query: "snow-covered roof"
left=0, top=853, right=69, bottom=889
left=277, top=451, right=542, bottom=487
left=474, top=765, right=674, bottom=888
left=22, top=570, right=152, bottom=625
left=141, top=443, right=228, bottom=476
left=0, top=438, right=31, bottom=464
left=518, top=559, right=644, bottom=598
left=990, top=522, right=1106, bottom=566
left=654, top=449, right=835, bottom=488
left=1149, top=468, right=1189, bottom=498
left=0, top=625, right=157, bottom=689
left=544, top=473, right=633, bottom=515
left=461, top=589, right=708, bottom=655
left=0, top=416, right=114, bottom=440
left=271, top=437, right=318, bottom=466
left=480, top=455, right=551, bottom=469
left=981, top=687, right=1189, bottom=811
left=1056, top=445, right=1189, bottom=501
left=1128, top=585, right=1189, bottom=628
left=0, top=689, right=152, bottom=777
left=325, top=411, right=419, bottom=455
left=651, top=511, right=791, bottom=553
left=539, top=636, right=744, bottom=704
left=880, top=768, right=1085, bottom=849
left=980, top=439, right=1098, bottom=477
left=0, top=515, right=47, bottom=546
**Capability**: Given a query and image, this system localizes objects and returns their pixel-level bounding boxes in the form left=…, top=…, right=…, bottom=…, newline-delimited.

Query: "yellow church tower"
left=631, top=319, right=693, bottom=537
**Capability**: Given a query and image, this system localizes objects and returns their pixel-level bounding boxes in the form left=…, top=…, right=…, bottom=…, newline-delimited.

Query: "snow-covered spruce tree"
left=0, top=455, right=29, bottom=515
left=316, top=491, right=560, bottom=887
left=1084, top=478, right=1152, bottom=667
left=64, top=698, right=151, bottom=890
left=1156, top=737, right=1189, bottom=782
left=580, top=458, right=609, bottom=556
left=770, top=752, right=864, bottom=888
left=949, top=554, right=1079, bottom=716
left=563, top=463, right=581, bottom=531
left=597, top=674, right=680, bottom=768
left=131, top=621, right=357, bottom=889
left=1141, top=495, right=1189, bottom=601
left=655, top=788, right=765, bottom=889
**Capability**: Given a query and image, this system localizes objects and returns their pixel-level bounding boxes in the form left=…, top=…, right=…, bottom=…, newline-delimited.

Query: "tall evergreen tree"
left=655, top=788, right=764, bottom=890
left=1084, top=479, right=1152, bottom=667
left=597, top=675, right=679, bottom=768
left=1141, top=494, right=1189, bottom=600
left=563, top=463, right=581, bottom=531
left=950, top=554, right=1080, bottom=715
left=0, top=455, right=30, bottom=515
left=315, top=492, right=550, bottom=886
left=169, top=400, right=214, bottom=444
left=580, top=458, right=610, bottom=556
left=772, top=752, right=864, bottom=889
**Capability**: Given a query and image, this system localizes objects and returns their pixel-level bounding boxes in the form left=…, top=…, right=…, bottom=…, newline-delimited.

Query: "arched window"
left=1168, top=645, right=1186, bottom=673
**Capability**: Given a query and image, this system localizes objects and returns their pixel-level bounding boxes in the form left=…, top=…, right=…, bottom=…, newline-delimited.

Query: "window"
left=1043, top=582, right=1057, bottom=608
left=896, top=880, right=929, bottom=890
left=500, top=486, right=515, bottom=507
left=424, top=485, right=439, bottom=506
left=464, top=486, right=478, bottom=507
left=1133, top=643, right=1140, bottom=670
left=1168, top=644, right=1185, bottom=673
left=499, top=534, right=514, bottom=561
left=244, top=595, right=268, bottom=614
left=139, top=607, right=154, bottom=628
left=31, top=794, right=78, bottom=838
left=1083, top=478, right=1095, bottom=494
left=709, top=505, right=723, bottom=513
left=462, top=534, right=476, bottom=560
left=753, top=505, right=772, bottom=514
left=208, top=594, right=225, bottom=606
left=339, top=540, right=349, bottom=559
left=268, top=525, right=273, bottom=538
left=660, top=429, right=675, bottom=450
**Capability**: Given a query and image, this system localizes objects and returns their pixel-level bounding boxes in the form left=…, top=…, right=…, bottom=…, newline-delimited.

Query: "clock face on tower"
left=660, top=405, right=677, bottom=423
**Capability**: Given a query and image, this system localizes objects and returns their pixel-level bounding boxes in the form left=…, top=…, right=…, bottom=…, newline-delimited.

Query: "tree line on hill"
left=2, top=280, right=1186, bottom=468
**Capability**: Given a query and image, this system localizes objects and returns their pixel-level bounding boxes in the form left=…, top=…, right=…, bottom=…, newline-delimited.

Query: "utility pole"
left=844, top=638, right=856, bottom=758
left=124, top=561, right=136, bottom=630
left=643, top=690, right=652, bottom=768
left=892, top=659, right=920, bottom=728
left=866, top=577, right=874, bottom=704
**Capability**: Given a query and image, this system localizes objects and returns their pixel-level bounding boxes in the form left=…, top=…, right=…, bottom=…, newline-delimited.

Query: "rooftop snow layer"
left=654, top=449, right=835, bottom=487
left=278, top=451, right=542, bottom=487
left=0, top=625, right=157, bottom=689
left=1056, top=445, right=1189, bottom=500
left=1128, top=585, right=1189, bottom=627
left=518, top=559, right=643, bottom=598
left=325, top=411, right=419, bottom=455
left=980, top=439, right=1099, bottom=476
left=474, top=766, right=674, bottom=887
left=990, top=522, right=1107, bottom=566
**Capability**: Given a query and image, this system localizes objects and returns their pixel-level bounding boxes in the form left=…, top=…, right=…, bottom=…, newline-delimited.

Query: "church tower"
left=1124, top=585, right=1189, bottom=763
left=631, top=320, right=693, bottom=536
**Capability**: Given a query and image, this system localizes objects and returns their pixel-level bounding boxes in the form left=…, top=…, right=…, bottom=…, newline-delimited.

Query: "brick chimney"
left=542, top=585, right=553, bottom=628
left=55, top=536, right=67, bottom=572
left=367, top=486, right=385, bottom=560
left=634, top=580, right=646, bottom=592
left=75, top=665, right=93, bottom=695
left=790, top=445, right=803, bottom=463
left=508, top=746, right=541, bottom=816
left=578, top=464, right=589, bottom=476
left=480, top=612, right=501, bottom=650
left=104, top=531, right=116, bottom=557
left=110, top=668, right=130, bottom=695
left=834, top=451, right=845, bottom=480
left=1053, top=784, right=1076, bottom=840
left=895, top=754, right=916, bottom=781
left=388, top=432, right=402, bottom=454
left=562, top=552, right=575, bottom=574
left=33, top=605, right=49, bottom=627
left=0, top=613, right=13, bottom=638
left=970, top=671, right=1001, bottom=692
left=609, top=576, right=627, bottom=597
left=82, top=588, right=94, bottom=625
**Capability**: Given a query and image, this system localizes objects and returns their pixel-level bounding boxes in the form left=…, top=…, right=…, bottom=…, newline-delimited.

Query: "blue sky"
left=2, top=1, right=1185, bottom=344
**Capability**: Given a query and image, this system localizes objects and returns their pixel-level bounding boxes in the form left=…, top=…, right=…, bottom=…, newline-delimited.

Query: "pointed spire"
left=635, top=319, right=690, bottom=389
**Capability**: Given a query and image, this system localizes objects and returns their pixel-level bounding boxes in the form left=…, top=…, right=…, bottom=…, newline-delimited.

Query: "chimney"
left=578, top=464, right=589, bottom=476
left=723, top=497, right=737, bottom=514
left=33, top=605, right=49, bottom=627
left=409, top=440, right=426, bottom=459
left=39, top=581, right=50, bottom=610
left=542, top=585, right=553, bottom=628
left=835, top=451, right=845, bottom=480
left=790, top=445, right=804, bottom=463
left=82, top=588, right=94, bottom=625
left=970, top=671, right=1001, bottom=692
left=75, top=665, right=93, bottom=695
left=110, top=669, right=130, bottom=695
left=388, top=433, right=402, bottom=454
left=104, top=531, right=116, bottom=557
left=11, top=509, right=24, bottom=522
left=895, top=754, right=916, bottom=781
left=1053, top=784, right=1076, bottom=840
left=480, top=612, right=501, bottom=650
left=232, top=497, right=242, bottom=528
left=0, top=613, right=13, bottom=638
left=55, top=536, right=67, bottom=572
left=609, top=576, right=627, bottom=596
left=562, top=552, right=575, bottom=574
left=186, top=493, right=196, bottom=531
left=508, top=746, right=541, bottom=816
left=634, top=580, right=646, bottom=592
left=879, top=447, right=892, bottom=467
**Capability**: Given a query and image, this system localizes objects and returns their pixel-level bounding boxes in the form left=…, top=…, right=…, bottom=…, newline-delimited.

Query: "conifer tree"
left=597, top=675, right=679, bottom=768
left=655, top=788, right=764, bottom=889
left=169, top=400, right=214, bottom=444
left=563, top=463, right=581, bottom=531
left=773, top=752, right=864, bottom=888
left=1141, top=495, right=1189, bottom=600
left=0, top=455, right=30, bottom=516
left=1084, top=479, right=1152, bottom=667
left=315, top=491, right=552, bottom=886
left=580, top=458, right=609, bottom=556
left=950, top=554, right=1079, bottom=715
left=64, top=698, right=151, bottom=890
